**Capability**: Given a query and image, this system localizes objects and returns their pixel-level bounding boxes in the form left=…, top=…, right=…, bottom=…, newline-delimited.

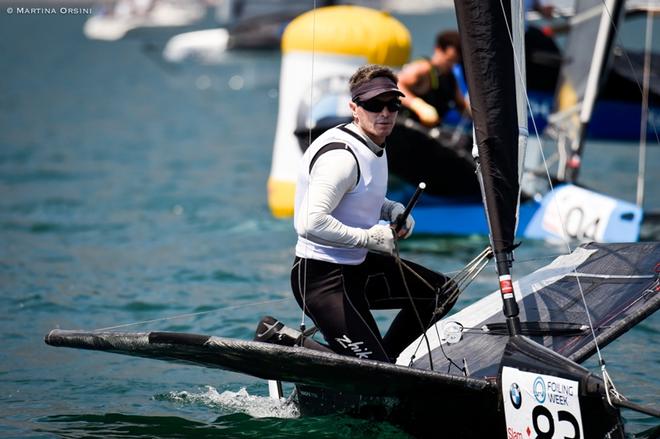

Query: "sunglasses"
left=357, top=98, right=402, bottom=113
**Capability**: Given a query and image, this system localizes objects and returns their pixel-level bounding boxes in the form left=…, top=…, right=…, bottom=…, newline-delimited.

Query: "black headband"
left=351, top=76, right=404, bottom=102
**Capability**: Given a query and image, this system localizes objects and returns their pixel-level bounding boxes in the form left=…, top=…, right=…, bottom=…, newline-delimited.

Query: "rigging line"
left=398, top=246, right=491, bottom=323
left=498, top=0, right=571, bottom=253
left=93, top=298, right=290, bottom=332
left=405, top=247, right=492, bottom=370
left=447, top=247, right=491, bottom=286
left=567, top=0, right=658, bottom=380
left=636, top=5, right=653, bottom=207
left=572, top=0, right=660, bottom=402
left=498, top=1, right=590, bottom=266
left=404, top=282, right=464, bottom=375
left=399, top=261, right=464, bottom=293
left=513, top=253, right=562, bottom=265
left=498, top=0, right=607, bottom=374
left=300, top=0, right=319, bottom=335
left=428, top=292, right=466, bottom=377
left=394, top=243, right=434, bottom=370
left=404, top=284, right=452, bottom=364
left=428, top=311, right=465, bottom=375
left=400, top=246, right=492, bottom=291
left=439, top=334, right=465, bottom=375
left=456, top=248, right=491, bottom=279
left=399, top=260, right=437, bottom=292
left=440, top=261, right=482, bottom=299
left=601, top=364, right=623, bottom=408
left=600, top=0, right=660, bottom=147
left=435, top=254, right=491, bottom=319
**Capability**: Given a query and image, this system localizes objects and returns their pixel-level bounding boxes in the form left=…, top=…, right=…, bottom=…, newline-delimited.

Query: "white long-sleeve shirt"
left=294, top=123, right=400, bottom=264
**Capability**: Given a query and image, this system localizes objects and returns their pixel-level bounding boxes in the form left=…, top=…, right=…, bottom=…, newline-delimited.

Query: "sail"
left=554, top=0, right=625, bottom=119
left=400, top=241, right=660, bottom=379
left=454, top=0, right=526, bottom=255
left=551, top=0, right=626, bottom=180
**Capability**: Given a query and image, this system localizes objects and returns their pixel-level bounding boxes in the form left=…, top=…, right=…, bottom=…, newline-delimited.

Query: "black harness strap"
left=337, top=124, right=369, bottom=148
left=308, top=142, right=361, bottom=187
left=337, top=124, right=384, bottom=157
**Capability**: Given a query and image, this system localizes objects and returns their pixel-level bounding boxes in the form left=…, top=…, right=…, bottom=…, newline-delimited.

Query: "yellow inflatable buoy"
left=268, top=6, right=411, bottom=218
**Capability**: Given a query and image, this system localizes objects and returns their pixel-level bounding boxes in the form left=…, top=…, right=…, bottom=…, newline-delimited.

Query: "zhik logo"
left=335, top=335, right=373, bottom=359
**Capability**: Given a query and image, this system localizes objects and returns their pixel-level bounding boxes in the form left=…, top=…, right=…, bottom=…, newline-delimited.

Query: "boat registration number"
left=501, top=366, right=584, bottom=439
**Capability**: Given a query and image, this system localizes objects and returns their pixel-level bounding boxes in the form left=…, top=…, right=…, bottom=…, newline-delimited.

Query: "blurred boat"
left=162, top=0, right=388, bottom=63
left=84, top=0, right=209, bottom=42
left=163, top=0, right=315, bottom=63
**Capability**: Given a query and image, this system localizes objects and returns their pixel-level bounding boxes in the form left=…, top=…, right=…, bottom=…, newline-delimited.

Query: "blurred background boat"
left=160, top=0, right=425, bottom=63
left=83, top=0, right=212, bottom=41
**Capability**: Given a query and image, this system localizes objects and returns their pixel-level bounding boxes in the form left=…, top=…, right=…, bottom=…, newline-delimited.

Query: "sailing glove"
left=389, top=202, right=415, bottom=239
left=365, top=224, right=396, bottom=256
left=409, top=97, right=439, bottom=127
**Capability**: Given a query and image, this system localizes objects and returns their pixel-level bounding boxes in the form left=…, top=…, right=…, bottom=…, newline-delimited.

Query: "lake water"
left=0, top=6, right=658, bottom=438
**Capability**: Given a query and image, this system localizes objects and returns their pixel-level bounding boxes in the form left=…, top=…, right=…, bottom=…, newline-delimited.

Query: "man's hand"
left=365, top=224, right=396, bottom=255
left=389, top=202, right=415, bottom=239
left=409, top=97, right=439, bottom=127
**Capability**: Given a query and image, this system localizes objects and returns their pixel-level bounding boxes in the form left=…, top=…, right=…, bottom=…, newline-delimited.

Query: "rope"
left=299, top=0, right=319, bottom=339
left=433, top=247, right=492, bottom=319
left=636, top=6, right=654, bottom=207
left=393, top=241, right=435, bottom=370
left=600, top=1, right=660, bottom=147
left=93, top=298, right=289, bottom=332
left=601, top=362, right=622, bottom=408
left=403, top=246, right=493, bottom=374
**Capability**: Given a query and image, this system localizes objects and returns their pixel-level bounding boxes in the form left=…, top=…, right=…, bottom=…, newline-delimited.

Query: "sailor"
left=290, top=64, right=457, bottom=362
left=397, top=30, right=469, bottom=128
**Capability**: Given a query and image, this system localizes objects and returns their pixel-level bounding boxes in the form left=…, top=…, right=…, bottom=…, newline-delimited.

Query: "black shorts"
left=290, top=252, right=457, bottom=362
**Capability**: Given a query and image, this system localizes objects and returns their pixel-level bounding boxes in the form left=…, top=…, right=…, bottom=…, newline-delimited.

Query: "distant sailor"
left=289, top=64, right=458, bottom=362
left=397, top=31, right=469, bottom=127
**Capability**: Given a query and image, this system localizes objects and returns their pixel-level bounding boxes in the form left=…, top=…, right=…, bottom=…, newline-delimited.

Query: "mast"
left=636, top=7, right=653, bottom=207
left=454, top=0, right=527, bottom=335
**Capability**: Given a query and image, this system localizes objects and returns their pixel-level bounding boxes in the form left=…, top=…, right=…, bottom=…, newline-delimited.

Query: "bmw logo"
left=533, top=376, right=546, bottom=403
left=510, top=383, right=522, bottom=409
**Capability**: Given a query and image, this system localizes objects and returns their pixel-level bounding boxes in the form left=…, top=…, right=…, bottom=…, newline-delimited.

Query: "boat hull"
left=295, top=376, right=624, bottom=438
left=295, top=382, right=503, bottom=438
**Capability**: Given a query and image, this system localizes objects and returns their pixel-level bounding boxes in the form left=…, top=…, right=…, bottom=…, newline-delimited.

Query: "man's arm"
left=397, top=60, right=428, bottom=108
left=455, top=84, right=471, bottom=117
left=398, top=60, right=440, bottom=127
left=295, top=150, right=368, bottom=248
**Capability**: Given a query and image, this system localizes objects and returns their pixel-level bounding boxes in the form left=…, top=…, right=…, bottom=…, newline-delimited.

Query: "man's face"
left=436, top=46, right=460, bottom=72
left=350, top=91, right=400, bottom=144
